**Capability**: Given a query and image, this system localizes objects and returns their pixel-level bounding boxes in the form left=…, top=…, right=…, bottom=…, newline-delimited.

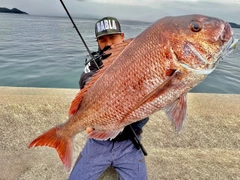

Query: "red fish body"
left=29, top=14, right=238, bottom=170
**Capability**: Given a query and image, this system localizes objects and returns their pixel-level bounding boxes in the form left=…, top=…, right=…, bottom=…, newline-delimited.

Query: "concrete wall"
left=0, top=86, right=239, bottom=180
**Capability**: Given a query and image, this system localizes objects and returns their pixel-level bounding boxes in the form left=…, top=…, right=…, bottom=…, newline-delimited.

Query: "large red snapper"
left=29, top=14, right=238, bottom=170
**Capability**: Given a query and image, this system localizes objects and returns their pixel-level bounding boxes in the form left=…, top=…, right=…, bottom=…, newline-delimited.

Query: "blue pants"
left=69, top=138, right=148, bottom=180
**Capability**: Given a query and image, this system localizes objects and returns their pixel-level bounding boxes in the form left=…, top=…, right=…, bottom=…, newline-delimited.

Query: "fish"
left=29, top=14, right=238, bottom=171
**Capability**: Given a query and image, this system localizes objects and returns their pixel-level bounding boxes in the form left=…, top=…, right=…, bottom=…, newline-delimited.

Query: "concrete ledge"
left=0, top=86, right=239, bottom=180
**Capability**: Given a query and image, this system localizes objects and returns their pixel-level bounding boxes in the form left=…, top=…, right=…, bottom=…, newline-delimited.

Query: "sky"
left=1, top=0, right=240, bottom=23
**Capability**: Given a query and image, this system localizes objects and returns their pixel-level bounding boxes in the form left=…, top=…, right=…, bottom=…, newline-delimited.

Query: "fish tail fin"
left=29, top=126, right=73, bottom=171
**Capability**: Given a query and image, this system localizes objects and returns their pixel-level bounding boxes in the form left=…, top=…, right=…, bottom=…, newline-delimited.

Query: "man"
left=69, top=17, right=149, bottom=180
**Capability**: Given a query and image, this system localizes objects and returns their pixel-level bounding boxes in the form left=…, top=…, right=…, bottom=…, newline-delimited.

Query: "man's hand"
left=86, top=127, right=94, bottom=134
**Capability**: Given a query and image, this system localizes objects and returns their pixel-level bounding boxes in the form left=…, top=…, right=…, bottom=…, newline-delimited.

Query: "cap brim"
left=96, top=32, right=122, bottom=39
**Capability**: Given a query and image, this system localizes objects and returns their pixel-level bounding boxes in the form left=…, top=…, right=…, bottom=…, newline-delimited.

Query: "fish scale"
left=29, top=14, right=238, bottom=171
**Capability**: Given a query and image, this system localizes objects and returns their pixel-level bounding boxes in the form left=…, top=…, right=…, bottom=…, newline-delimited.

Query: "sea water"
left=0, top=13, right=239, bottom=94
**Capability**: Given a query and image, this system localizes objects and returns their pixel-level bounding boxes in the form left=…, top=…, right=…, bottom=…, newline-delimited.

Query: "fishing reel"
left=85, top=46, right=111, bottom=70
left=85, top=51, right=103, bottom=67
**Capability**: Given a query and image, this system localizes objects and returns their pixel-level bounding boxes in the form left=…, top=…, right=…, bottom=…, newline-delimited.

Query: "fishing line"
left=28, top=26, right=57, bottom=61
left=27, top=19, right=84, bottom=64
left=59, top=0, right=99, bottom=69
left=26, top=17, right=70, bottom=62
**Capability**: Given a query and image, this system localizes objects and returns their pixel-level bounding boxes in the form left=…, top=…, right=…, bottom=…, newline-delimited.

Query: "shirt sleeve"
left=79, top=52, right=103, bottom=89
left=78, top=48, right=113, bottom=89
left=79, top=70, right=97, bottom=89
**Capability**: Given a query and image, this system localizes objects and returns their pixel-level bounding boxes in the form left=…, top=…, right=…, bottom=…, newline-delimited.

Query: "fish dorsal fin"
left=164, top=93, right=188, bottom=133
left=69, top=38, right=134, bottom=116
left=69, top=88, right=88, bottom=116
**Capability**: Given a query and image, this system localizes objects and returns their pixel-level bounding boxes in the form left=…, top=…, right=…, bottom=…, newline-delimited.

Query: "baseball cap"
left=95, top=17, right=122, bottom=38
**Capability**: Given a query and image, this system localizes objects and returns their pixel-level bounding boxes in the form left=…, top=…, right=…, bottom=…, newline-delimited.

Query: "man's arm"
left=79, top=52, right=103, bottom=89
left=79, top=47, right=111, bottom=89
left=79, top=70, right=97, bottom=89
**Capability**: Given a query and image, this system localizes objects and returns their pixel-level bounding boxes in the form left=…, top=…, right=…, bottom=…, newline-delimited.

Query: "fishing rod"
left=59, top=0, right=147, bottom=156
left=129, top=125, right=148, bottom=156
left=59, top=0, right=99, bottom=69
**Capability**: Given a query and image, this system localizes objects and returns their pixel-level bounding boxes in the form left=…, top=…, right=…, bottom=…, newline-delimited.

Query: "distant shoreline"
left=1, top=7, right=240, bottom=28
left=0, top=7, right=28, bottom=15
left=229, top=22, right=240, bottom=28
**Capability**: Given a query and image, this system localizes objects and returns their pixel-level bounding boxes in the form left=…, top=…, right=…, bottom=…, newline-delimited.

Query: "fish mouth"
left=220, top=37, right=239, bottom=56
left=180, top=37, right=239, bottom=74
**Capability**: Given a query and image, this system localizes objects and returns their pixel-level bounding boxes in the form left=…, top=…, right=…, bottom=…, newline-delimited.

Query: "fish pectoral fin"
left=88, top=128, right=124, bottom=141
left=164, top=93, right=188, bottom=133
left=131, top=70, right=180, bottom=111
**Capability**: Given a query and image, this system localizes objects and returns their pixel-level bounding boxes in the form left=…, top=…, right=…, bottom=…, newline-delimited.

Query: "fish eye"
left=190, top=21, right=202, bottom=32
